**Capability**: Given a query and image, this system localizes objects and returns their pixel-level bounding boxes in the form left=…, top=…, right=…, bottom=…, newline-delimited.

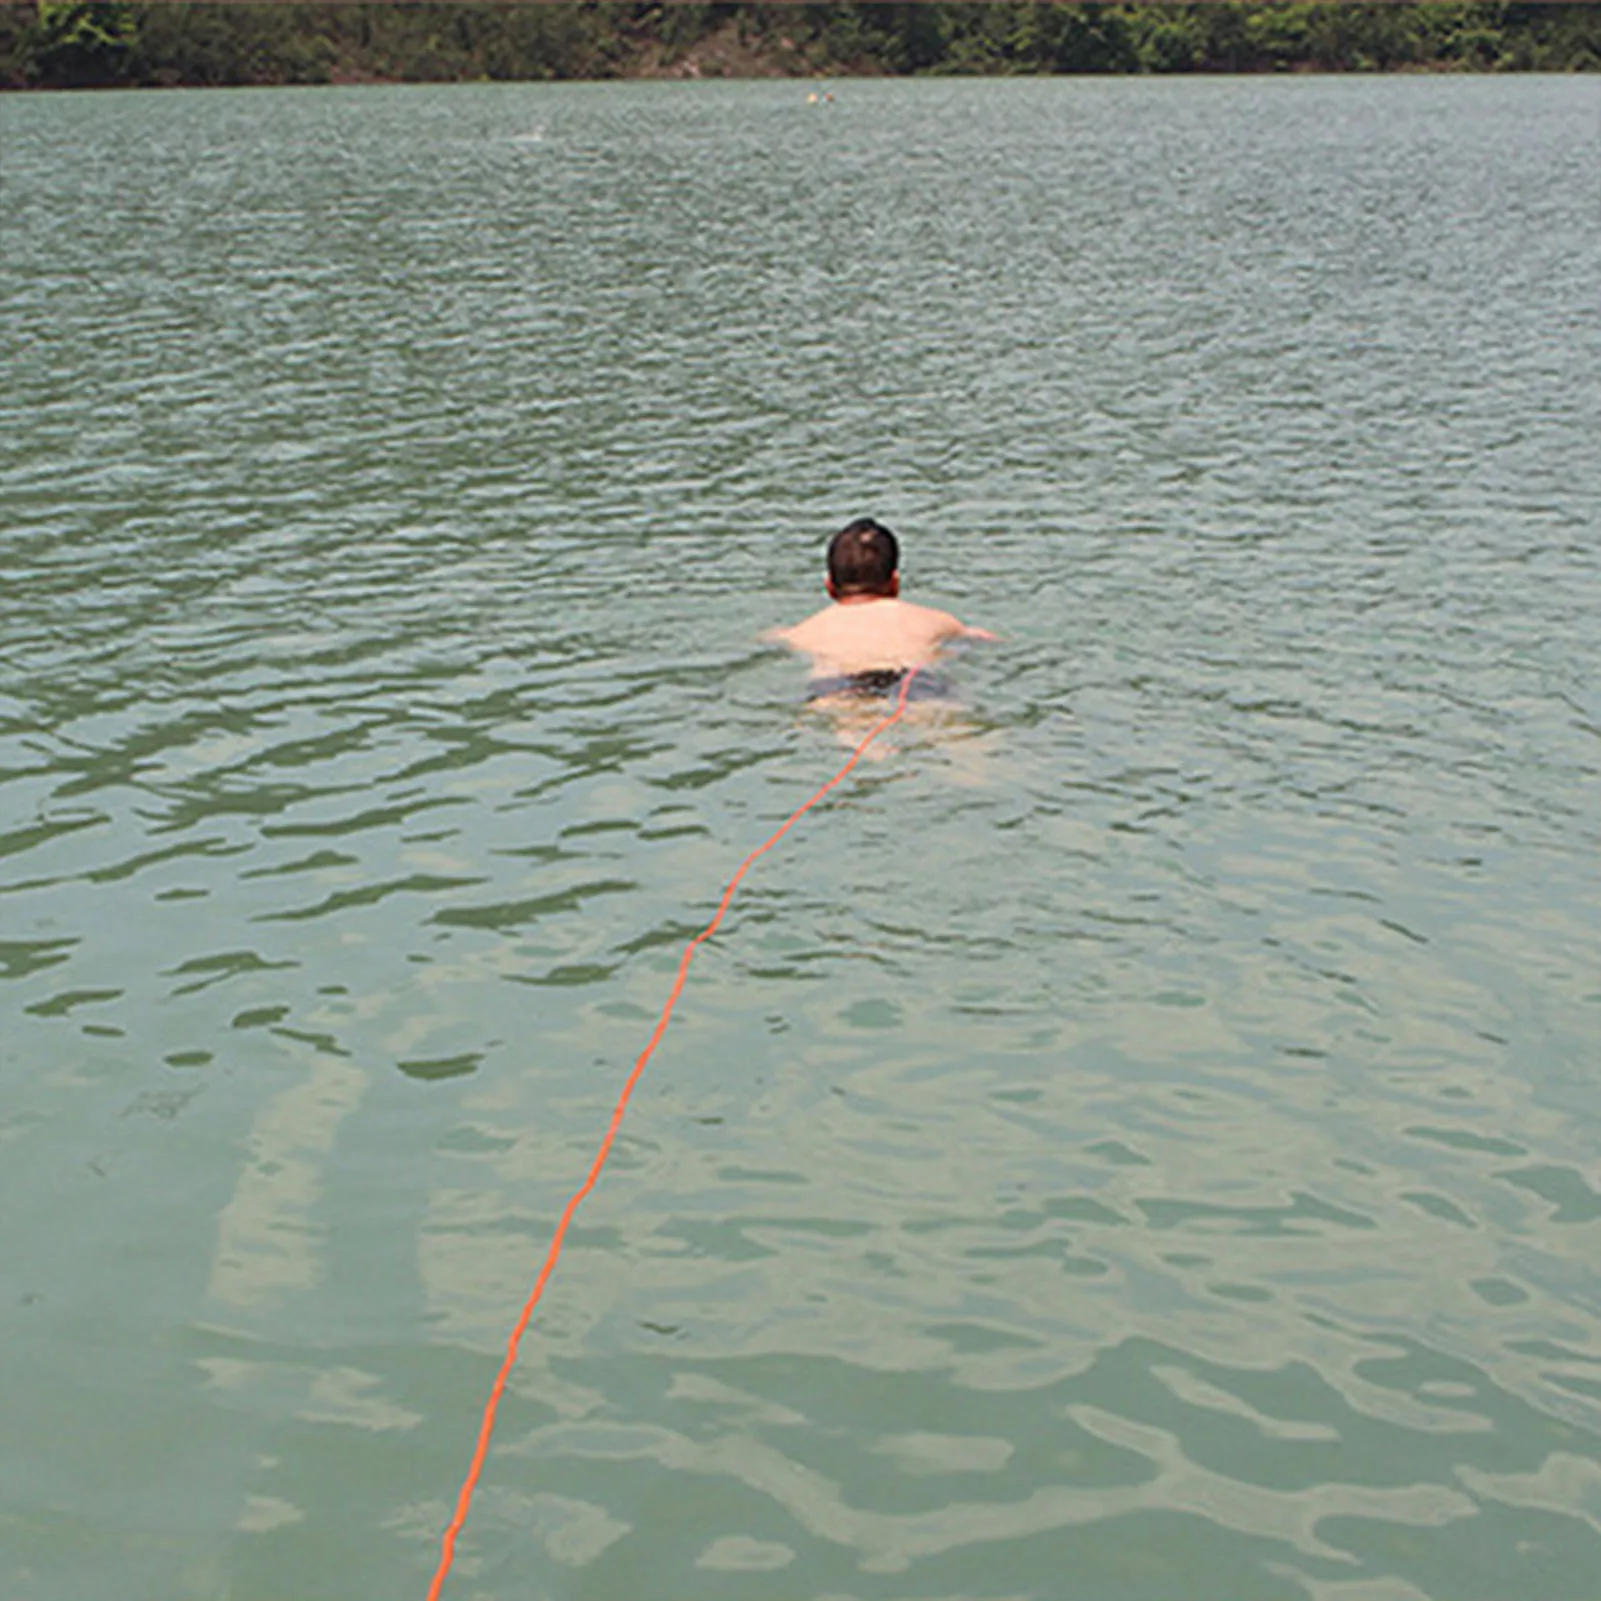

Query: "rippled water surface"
left=3, top=75, right=1599, bottom=1601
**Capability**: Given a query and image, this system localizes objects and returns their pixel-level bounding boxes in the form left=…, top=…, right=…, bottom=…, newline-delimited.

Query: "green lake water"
left=2, top=75, right=1598, bottom=1601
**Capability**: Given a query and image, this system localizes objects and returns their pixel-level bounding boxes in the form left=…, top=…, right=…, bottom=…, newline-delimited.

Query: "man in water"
left=766, top=517, right=996, bottom=700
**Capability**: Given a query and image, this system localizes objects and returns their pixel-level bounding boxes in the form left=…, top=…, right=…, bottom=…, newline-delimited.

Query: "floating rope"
left=425, top=670, right=918, bottom=1599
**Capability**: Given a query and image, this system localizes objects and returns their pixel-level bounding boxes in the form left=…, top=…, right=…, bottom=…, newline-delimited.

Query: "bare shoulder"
left=918, top=601, right=968, bottom=633
left=901, top=599, right=994, bottom=641
left=764, top=607, right=831, bottom=648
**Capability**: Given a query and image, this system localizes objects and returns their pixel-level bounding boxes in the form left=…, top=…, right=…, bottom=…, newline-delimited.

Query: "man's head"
left=826, top=517, right=900, bottom=600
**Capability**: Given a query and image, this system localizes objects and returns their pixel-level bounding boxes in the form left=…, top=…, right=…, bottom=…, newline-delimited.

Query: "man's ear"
left=889, top=574, right=901, bottom=597
left=826, top=578, right=840, bottom=600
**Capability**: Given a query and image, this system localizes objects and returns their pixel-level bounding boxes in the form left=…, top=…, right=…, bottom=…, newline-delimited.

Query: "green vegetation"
left=2, top=2, right=1598, bottom=89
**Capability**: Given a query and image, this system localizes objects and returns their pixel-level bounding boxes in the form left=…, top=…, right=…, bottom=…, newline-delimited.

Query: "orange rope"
left=424, top=671, right=917, bottom=1600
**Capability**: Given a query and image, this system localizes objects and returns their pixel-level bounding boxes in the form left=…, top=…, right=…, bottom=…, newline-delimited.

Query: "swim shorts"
left=805, top=668, right=953, bottom=703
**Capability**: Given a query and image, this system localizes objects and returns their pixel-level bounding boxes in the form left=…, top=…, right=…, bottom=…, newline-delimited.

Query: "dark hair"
left=826, top=518, right=899, bottom=597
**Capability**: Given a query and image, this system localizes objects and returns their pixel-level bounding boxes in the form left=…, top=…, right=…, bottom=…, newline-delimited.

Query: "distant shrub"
left=27, top=0, right=137, bottom=86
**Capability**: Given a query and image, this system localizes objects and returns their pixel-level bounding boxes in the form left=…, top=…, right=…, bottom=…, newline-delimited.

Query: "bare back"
left=769, top=597, right=990, bottom=678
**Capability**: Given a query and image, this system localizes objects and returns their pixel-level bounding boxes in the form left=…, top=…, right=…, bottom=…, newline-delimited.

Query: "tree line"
left=3, top=2, right=1598, bottom=90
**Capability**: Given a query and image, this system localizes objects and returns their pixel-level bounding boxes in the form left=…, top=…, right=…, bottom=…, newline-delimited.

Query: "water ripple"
left=2, top=75, right=1598, bottom=1601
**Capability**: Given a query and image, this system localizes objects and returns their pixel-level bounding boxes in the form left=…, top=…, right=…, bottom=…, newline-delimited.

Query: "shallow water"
left=2, top=75, right=1599, bottom=1601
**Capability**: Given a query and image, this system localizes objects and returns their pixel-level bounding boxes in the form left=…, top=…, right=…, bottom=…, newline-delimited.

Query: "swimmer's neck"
left=827, top=576, right=900, bottom=605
